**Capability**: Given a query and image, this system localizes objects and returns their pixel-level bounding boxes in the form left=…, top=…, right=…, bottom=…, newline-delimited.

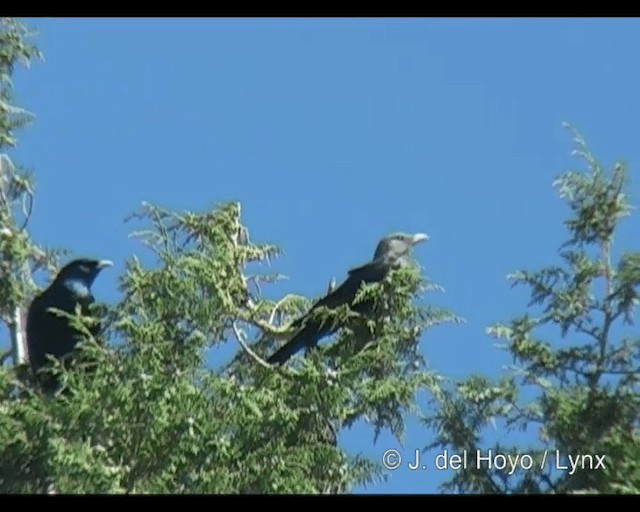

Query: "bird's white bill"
left=412, top=233, right=429, bottom=244
left=97, top=260, right=114, bottom=269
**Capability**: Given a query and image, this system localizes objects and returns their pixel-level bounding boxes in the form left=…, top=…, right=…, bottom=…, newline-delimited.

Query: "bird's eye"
left=80, top=264, right=91, bottom=273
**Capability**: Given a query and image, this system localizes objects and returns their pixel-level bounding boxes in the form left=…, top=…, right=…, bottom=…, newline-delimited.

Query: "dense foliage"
left=1, top=18, right=638, bottom=494
left=426, top=125, right=640, bottom=494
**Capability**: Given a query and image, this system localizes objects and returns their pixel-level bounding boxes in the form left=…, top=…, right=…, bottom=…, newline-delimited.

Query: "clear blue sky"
left=8, top=17, right=640, bottom=494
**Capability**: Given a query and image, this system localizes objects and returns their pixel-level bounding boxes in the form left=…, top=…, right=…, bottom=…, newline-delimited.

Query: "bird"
left=266, top=232, right=429, bottom=365
left=26, top=258, right=113, bottom=393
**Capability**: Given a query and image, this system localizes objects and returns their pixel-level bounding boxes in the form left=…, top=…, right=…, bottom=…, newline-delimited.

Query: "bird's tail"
left=267, top=332, right=310, bottom=365
left=267, top=314, right=339, bottom=366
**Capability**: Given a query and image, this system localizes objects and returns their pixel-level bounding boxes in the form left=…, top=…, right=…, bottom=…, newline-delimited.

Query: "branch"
left=572, top=319, right=600, bottom=343
left=591, top=239, right=614, bottom=393
left=231, top=321, right=273, bottom=370
left=0, top=154, right=10, bottom=210
left=508, top=400, right=544, bottom=425
left=267, top=293, right=302, bottom=326
left=323, top=414, right=338, bottom=447
left=238, top=313, right=291, bottom=341
left=0, top=154, right=35, bottom=231
left=603, top=368, right=640, bottom=376
left=540, top=472, right=559, bottom=494
left=9, top=305, right=28, bottom=367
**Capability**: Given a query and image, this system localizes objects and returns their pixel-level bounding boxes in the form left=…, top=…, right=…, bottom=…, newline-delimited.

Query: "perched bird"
left=267, top=232, right=429, bottom=365
left=26, top=258, right=112, bottom=392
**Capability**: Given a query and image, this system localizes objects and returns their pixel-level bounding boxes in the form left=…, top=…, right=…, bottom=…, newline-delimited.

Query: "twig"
left=19, top=181, right=33, bottom=231
left=247, top=274, right=261, bottom=298
left=231, top=321, right=273, bottom=370
left=0, top=348, right=11, bottom=365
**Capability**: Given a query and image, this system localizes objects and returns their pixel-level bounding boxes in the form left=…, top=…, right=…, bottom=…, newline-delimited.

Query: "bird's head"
left=54, top=258, right=113, bottom=296
left=373, top=232, right=429, bottom=261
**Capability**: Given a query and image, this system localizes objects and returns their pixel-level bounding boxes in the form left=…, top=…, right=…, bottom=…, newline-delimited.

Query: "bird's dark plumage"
left=26, top=258, right=112, bottom=392
left=267, top=232, right=428, bottom=365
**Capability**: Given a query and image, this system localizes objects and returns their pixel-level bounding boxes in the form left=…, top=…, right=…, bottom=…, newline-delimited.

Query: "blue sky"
left=8, top=17, right=640, bottom=493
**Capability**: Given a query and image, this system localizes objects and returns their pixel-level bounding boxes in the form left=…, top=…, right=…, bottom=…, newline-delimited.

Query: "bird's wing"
left=269, top=259, right=392, bottom=365
left=291, top=257, right=388, bottom=321
left=26, top=289, right=77, bottom=368
left=347, top=256, right=391, bottom=280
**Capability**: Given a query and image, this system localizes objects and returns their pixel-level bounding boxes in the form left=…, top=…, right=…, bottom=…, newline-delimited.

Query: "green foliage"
left=427, top=124, right=640, bottom=494
left=1, top=197, right=456, bottom=493
left=0, top=17, right=42, bottom=151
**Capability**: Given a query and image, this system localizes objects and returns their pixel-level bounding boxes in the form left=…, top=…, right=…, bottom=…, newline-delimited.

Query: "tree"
left=0, top=17, right=51, bottom=372
left=0, top=18, right=460, bottom=493
left=426, top=124, right=640, bottom=494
